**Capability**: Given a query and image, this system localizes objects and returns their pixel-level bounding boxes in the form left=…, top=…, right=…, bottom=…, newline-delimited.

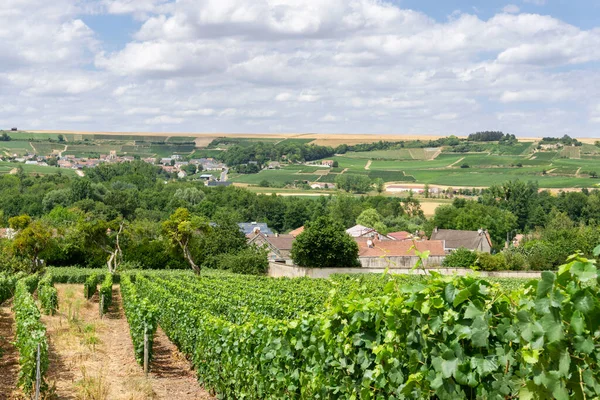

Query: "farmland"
left=1, top=262, right=597, bottom=399
left=2, top=129, right=600, bottom=190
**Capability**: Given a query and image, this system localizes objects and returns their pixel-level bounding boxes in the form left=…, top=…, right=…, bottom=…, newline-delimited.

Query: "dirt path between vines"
left=0, top=303, right=21, bottom=399
left=42, top=284, right=213, bottom=400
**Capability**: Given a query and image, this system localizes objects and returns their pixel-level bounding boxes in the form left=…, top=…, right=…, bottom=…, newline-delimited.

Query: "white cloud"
left=502, top=5, right=520, bottom=14
left=319, top=114, right=338, bottom=122
left=59, top=115, right=92, bottom=122
left=1, top=0, right=600, bottom=137
left=524, top=0, right=546, bottom=5
left=144, top=115, right=184, bottom=124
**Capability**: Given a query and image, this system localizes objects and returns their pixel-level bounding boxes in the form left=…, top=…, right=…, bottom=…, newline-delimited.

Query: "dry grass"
left=75, top=366, right=109, bottom=400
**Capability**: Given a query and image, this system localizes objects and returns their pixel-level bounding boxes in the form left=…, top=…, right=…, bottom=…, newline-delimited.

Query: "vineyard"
left=0, top=257, right=599, bottom=398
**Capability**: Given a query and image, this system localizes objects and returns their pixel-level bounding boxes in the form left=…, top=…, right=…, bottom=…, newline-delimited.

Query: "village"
left=3, top=150, right=231, bottom=185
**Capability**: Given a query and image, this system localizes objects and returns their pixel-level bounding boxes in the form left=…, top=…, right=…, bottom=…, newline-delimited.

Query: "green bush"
left=217, top=247, right=268, bottom=275
left=48, top=267, right=107, bottom=284
left=503, top=248, right=529, bottom=271
left=37, top=274, right=58, bottom=315
left=99, top=274, right=113, bottom=313
left=83, top=273, right=99, bottom=299
left=442, top=248, right=477, bottom=268
left=0, top=272, right=19, bottom=304
left=120, top=275, right=158, bottom=367
left=13, top=279, right=48, bottom=395
left=474, top=252, right=507, bottom=271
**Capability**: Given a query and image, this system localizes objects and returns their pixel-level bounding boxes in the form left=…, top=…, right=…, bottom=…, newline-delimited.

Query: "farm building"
left=346, top=224, right=393, bottom=240
left=248, top=233, right=295, bottom=263
left=430, top=228, right=492, bottom=253
left=289, top=226, right=304, bottom=237
left=238, top=222, right=274, bottom=236
left=355, top=238, right=446, bottom=268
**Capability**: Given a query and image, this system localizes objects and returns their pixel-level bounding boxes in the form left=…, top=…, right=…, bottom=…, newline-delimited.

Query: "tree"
left=77, top=218, right=125, bottom=272
left=9, top=214, right=32, bottom=230
left=12, top=221, right=51, bottom=270
left=291, top=216, right=360, bottom=268
left=423, top=183, right=430, bottom=198
left=375, top=178, right=385, bottom=194
left=162, top=208, right=208, bottom=274
left=57, top=134, right=65, bottom=142
left=356, top=208, right=386, bottom=233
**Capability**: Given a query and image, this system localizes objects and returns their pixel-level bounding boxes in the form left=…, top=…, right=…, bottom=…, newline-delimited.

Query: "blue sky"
left=2, top=0, right=600, bottom=137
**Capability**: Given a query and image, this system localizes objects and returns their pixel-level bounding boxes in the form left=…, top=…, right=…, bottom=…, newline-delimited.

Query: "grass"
left=230, top=169, right=321, bottom=185
left=3, top=131, right=63, bottom=140
left=189, top=149, right=224, bottom=159
left=0, top=162, right=77, bottom=176
left=276, top=138, right=315, bottom=145
left=368, top=170, right=416, bottom=182
left=530, top=151, right=557, bottom=160
left=560, top=146, right=581, bottom=159
left=75, top=366, right=109, bottom=400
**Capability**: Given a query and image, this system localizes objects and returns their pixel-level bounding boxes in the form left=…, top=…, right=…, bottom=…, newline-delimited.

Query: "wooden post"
left=100, top=294, right=104, bottom=319
left=143, top=324, right=149, bottom=375
left=35, top=343, right=41, bottom=400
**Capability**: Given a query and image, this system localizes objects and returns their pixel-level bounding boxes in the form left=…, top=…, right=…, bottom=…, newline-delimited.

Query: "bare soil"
left=0, top=302, right=22, bottom=399
left=42, top=284, right=213, bottom=400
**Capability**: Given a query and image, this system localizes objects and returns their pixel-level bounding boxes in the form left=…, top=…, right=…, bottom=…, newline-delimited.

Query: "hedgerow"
left=120, top=275, right=158, bottom=367
left=128, top=250, right=600, bottom=399
left=48, top=267, right=109, bottom=284
left=13, top=279, right=48, bottom=395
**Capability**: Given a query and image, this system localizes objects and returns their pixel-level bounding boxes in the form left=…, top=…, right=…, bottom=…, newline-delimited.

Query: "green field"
left=0, top=162, right=77, bottom=176
left=230, top=169, right=321, bottom=185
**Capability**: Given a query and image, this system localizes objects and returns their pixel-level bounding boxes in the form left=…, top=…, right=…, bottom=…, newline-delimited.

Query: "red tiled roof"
left=355, top=238, right=446, bottom=257
left=289, top=226, right=304, bottom=237
left=387, top=231, right=412, bottom=240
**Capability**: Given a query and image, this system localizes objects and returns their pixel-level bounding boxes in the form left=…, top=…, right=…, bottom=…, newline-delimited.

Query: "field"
left=5, top=130, right=600, bottom=189
left=3, top=265, right=596, bottom=399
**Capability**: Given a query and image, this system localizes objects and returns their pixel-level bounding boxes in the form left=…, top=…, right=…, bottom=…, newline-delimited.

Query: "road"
left=220, top=168, right=228, bottom=181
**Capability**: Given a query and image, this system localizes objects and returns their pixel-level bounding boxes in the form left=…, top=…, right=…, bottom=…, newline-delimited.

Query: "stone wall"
left=268, top=262, right=542, bottom=279
left=358, top=256, right=445, bottom=269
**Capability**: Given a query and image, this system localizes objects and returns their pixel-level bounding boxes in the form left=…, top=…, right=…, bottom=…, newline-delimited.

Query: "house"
left=430, top=228, right=493, bottom=253
left=268, top=161, right=281, bottom=169
left=289, top=226, right=305, bottom=237
left=171, top=155, right=182, bottom=161
left=199, top=174, right=213, bottom=180
left=160, top=158, right=172, bottom=165
left=248, top=233, right=295, bottom=262
left=387, top=231, right=413, bottom=241
left=238, top=222, right=274, bottom=236
left=321, top=160, right=334, bottom=167
left=355, top=238, right=446, bottom=268
left=346, top=224, right=393, bottom=240
left=0, top=228, right=17, bottom=239
left=310, top=183, right=330, bottom=189
left=177, top=171, right=187, bottom=179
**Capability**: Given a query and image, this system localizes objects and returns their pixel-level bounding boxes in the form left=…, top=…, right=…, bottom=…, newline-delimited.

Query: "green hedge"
left=48, top=267, right=113, bottom=284
left=37, top=274, right=58, bottom=315
left=83, top=273, right=99, bottom=300
left=14, top=279, right=48, bottom=395
left=0, top=272, right=19, bottom=304
left=133, top=252, right=600, bottom=399
left=120, top=275, right=158, bottom=367
left=99, top=274, right=113, bottom=314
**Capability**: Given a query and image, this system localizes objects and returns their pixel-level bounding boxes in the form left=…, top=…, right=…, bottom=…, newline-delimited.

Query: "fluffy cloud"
left=1, top=0, right=600, bottom=136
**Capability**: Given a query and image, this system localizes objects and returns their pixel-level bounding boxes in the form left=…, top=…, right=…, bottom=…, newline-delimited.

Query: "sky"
left=2, top=0, right=600, bottom=137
